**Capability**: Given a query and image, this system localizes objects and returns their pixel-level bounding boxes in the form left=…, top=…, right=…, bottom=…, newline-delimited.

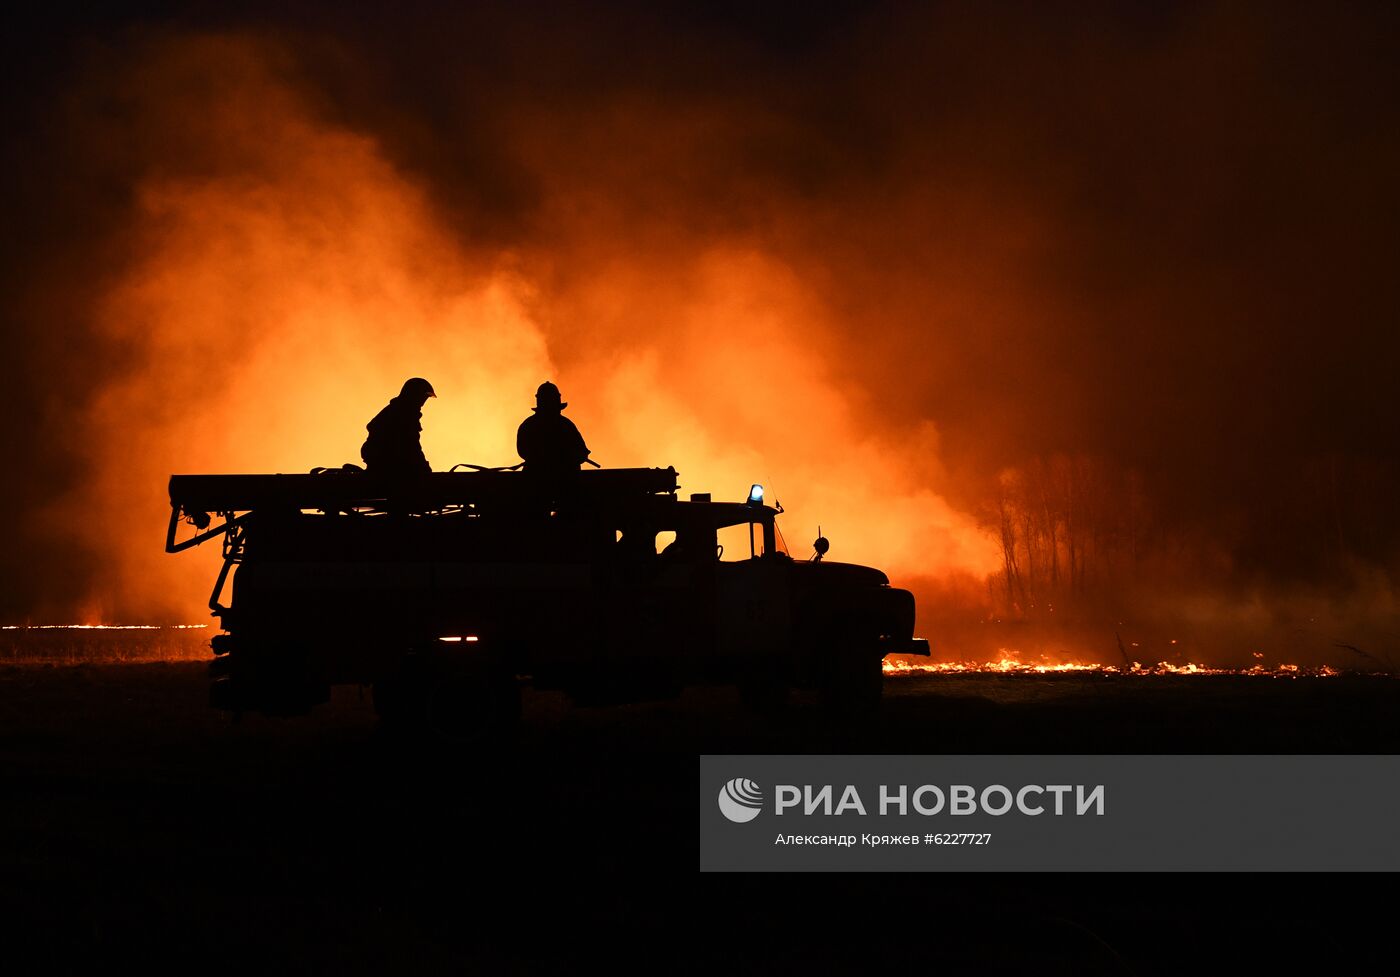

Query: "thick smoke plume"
left=43, top=33, right=997, bottom=621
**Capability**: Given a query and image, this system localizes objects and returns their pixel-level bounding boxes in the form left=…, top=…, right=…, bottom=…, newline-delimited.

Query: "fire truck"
left=166, top=467, right=928, bottom=732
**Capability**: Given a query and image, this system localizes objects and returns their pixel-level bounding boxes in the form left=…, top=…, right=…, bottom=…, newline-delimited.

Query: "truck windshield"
left=718, top=521, right=774, bottom=561
left=772, top=518, right=789, bottom=556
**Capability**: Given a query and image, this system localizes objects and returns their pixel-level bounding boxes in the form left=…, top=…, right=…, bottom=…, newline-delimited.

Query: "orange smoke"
left=52, top=34, right=997, bottom=622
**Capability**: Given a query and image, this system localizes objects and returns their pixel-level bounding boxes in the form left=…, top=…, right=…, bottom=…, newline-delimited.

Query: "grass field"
left=2, top=653, right=1395, bottom=972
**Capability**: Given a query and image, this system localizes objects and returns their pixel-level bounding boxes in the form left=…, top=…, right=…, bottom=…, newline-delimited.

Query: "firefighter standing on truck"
left=517, top=381, right=590, bottom=476
left=361, top=377, right=435, bottom=476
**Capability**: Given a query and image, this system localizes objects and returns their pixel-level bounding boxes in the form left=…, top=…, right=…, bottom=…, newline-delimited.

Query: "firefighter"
left=516, top=381, right=590, bottom=475
left=361, top=377, right=435, bottom=476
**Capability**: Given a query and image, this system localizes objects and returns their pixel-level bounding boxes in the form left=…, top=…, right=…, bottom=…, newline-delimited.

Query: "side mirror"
left=813, top=535, right=829, bottom=561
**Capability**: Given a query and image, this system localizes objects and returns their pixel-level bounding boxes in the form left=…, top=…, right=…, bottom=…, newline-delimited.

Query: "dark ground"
left=2, top=663, right=1397, bottom=974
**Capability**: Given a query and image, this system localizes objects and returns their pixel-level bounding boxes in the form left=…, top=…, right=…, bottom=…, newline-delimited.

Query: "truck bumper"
left=879, top=636, right=931, bottom=658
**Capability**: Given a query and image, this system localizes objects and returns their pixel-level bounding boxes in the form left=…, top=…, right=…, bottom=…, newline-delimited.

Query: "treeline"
left=983, top=452, right=1400, bottom=620
left=984, top=455, right=1151, bottom=619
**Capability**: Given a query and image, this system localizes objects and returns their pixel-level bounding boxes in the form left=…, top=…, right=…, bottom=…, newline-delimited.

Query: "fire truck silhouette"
left=166, top=466, right=928, bottom=733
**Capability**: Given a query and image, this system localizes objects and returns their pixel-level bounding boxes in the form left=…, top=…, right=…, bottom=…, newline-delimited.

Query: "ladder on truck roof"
left=165, top=467, right=680, bottom=616
left=166, top=467, right=680, bottom=552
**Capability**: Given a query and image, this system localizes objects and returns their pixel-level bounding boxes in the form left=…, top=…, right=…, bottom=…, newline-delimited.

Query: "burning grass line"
left=0, top=624, right=212, bottom=664
left=883, top=657, right=1354, bottom=678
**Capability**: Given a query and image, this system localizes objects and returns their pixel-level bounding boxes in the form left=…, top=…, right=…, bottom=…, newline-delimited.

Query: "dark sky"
left=2, top=2, right=1399, bottom=620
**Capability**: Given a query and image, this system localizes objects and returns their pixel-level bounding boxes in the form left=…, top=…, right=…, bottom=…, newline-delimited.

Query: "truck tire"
left=738, top=657, right=790, bottom=713
left=819, top=628, right=884, bottom=717
left=374, top=663, right=520, bottom=744
left=371, top=676, right=427, bottom=730
left=424, top=672, right=521, bottom=744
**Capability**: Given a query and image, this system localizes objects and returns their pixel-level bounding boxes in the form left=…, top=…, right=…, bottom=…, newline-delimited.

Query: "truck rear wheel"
left=738, top=657, right=790, bottom=713
left=423, top=673, right=521, bottom=743
left=374, top=663, right=520, bottom=743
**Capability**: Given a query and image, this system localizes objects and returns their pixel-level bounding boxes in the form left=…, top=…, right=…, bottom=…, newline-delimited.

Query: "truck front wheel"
left=818, top=633, right=884, bottom=717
